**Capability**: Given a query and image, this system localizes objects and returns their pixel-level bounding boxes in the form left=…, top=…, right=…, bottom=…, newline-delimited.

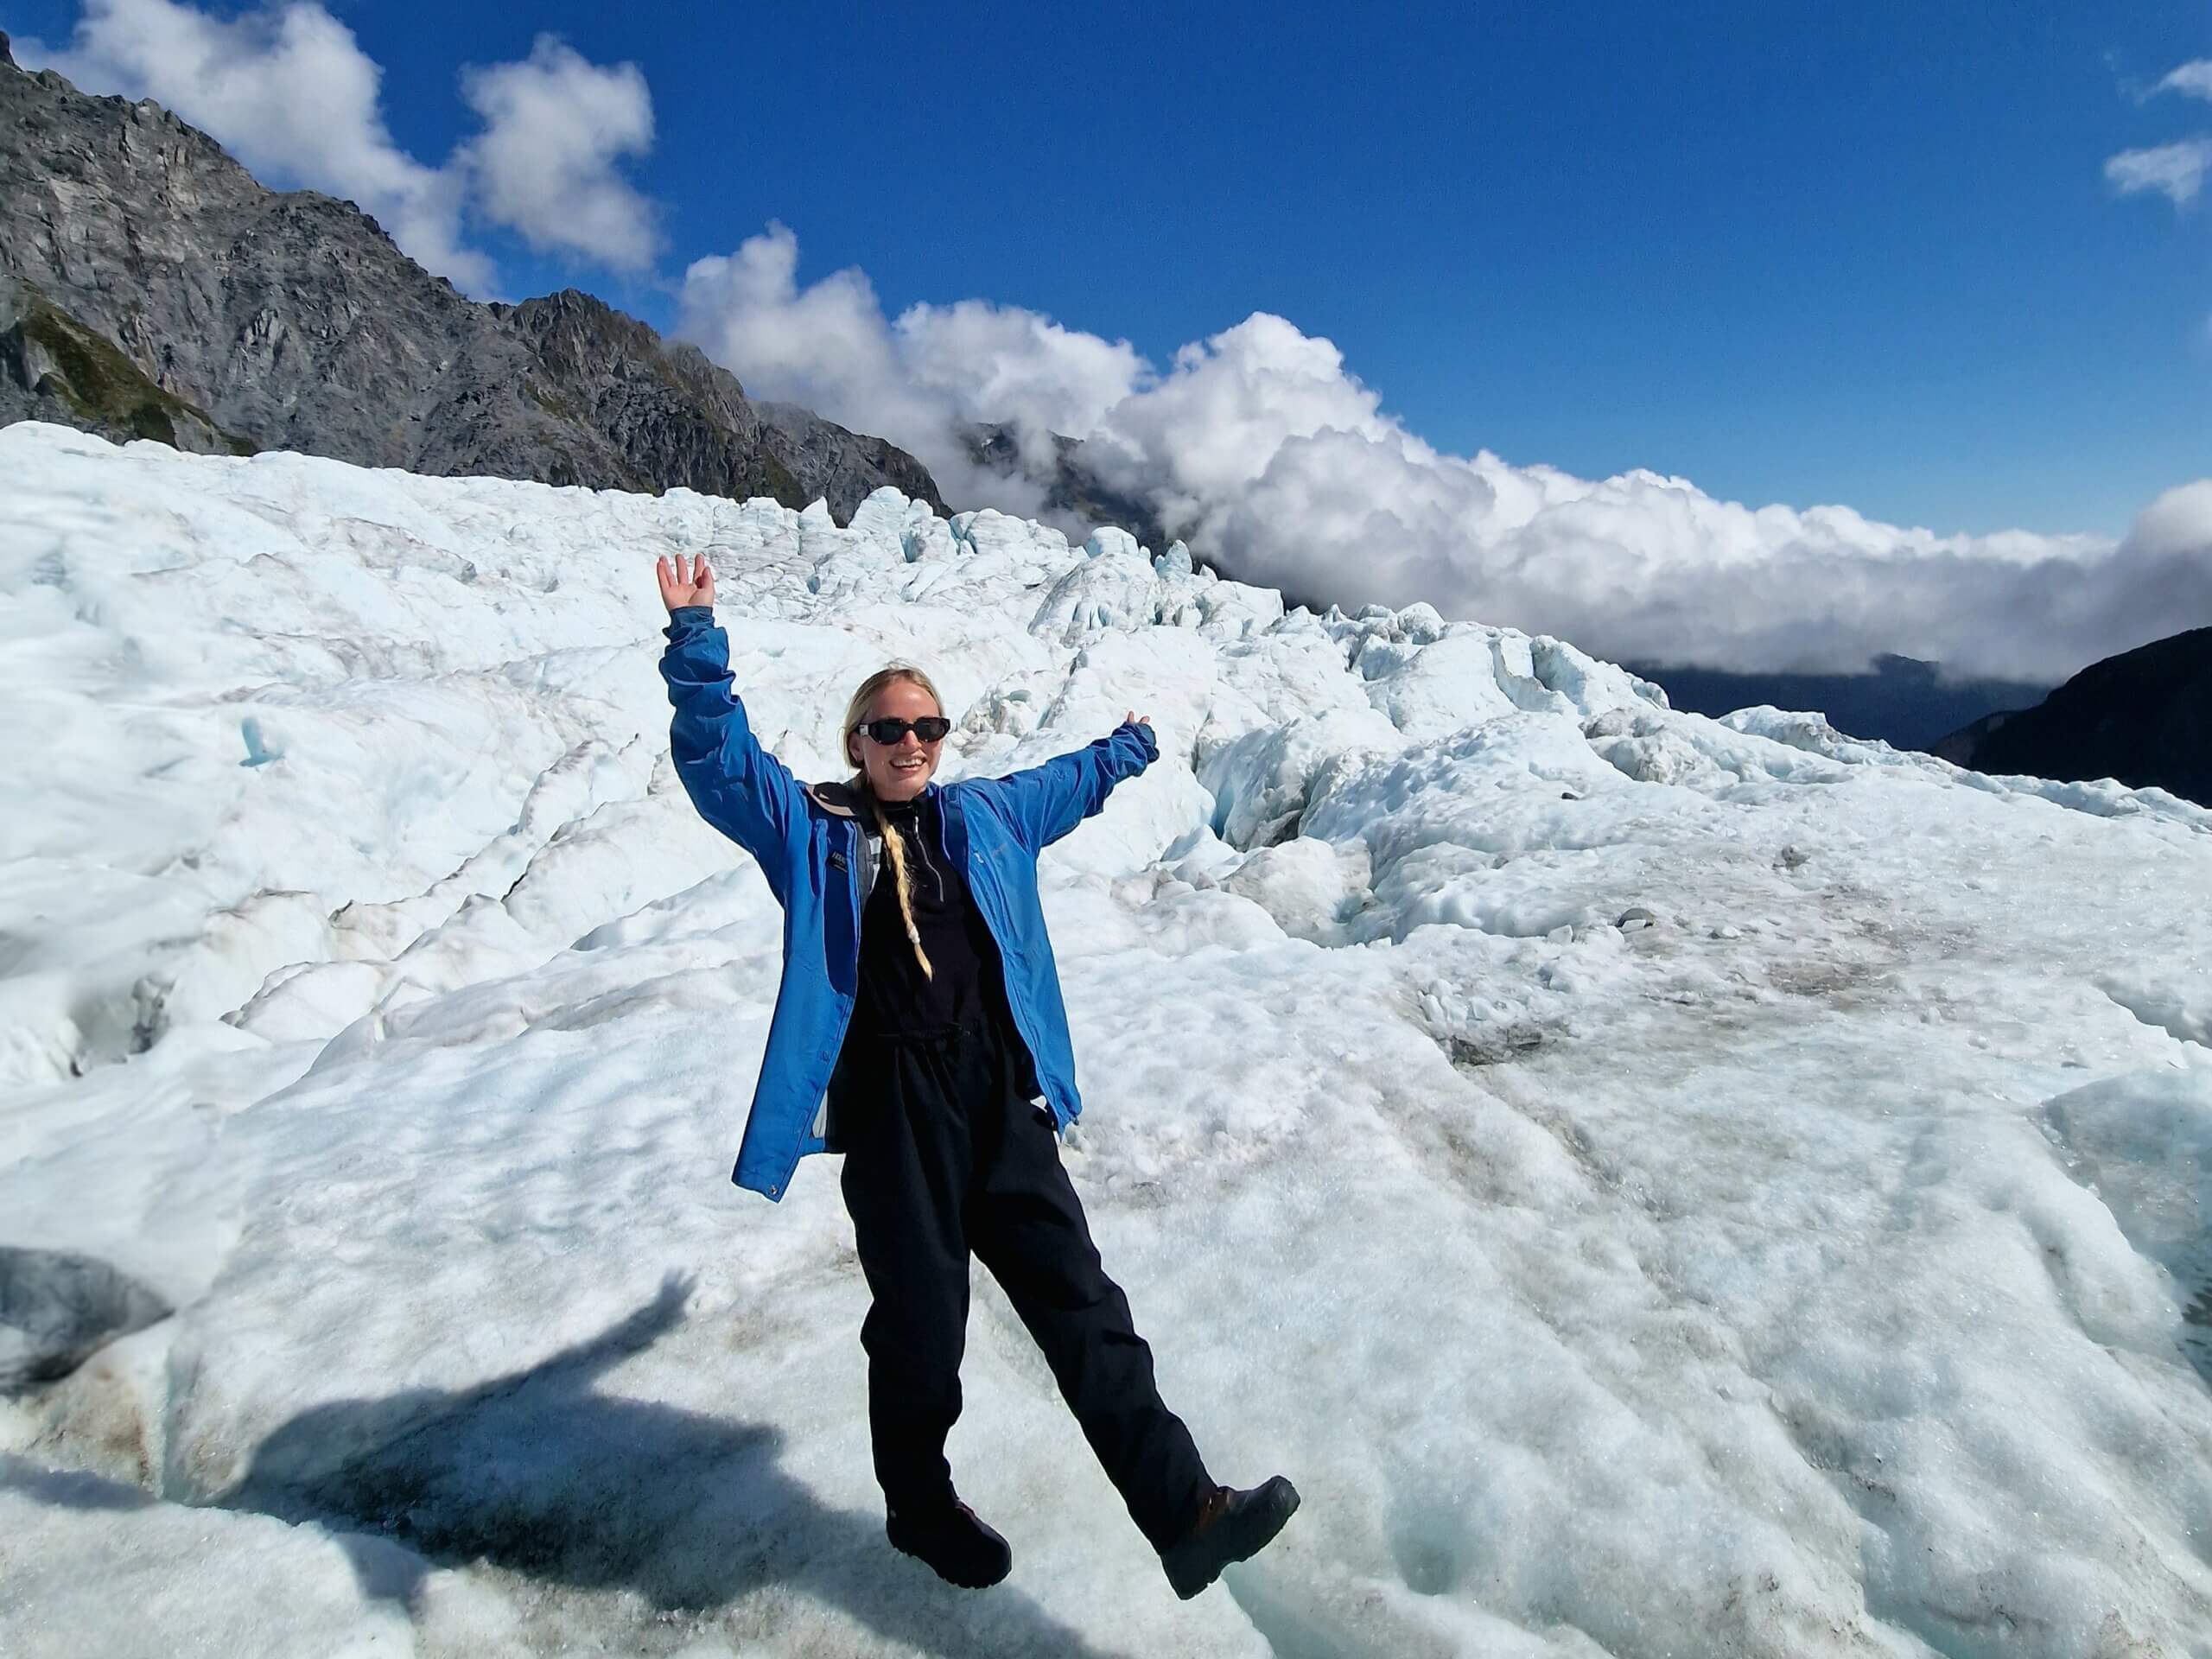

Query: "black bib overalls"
left=829, top=791, right=1211, bottom=1551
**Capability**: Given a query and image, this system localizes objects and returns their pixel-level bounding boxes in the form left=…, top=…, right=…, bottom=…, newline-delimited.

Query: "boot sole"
left=1166, top=1476, right=1301, bottom=1599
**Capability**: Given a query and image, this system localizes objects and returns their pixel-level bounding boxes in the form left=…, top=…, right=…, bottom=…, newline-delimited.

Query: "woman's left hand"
left=1123, top=709, right=1151, bottom=728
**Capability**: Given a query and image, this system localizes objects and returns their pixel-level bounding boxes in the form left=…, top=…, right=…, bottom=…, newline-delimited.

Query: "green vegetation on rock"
left=12, top=289, right=253, bottom=454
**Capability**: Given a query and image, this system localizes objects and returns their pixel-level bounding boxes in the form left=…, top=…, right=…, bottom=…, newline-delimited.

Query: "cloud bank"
left=680, top=226, right=2209, bottom=683
left=14, top=0, right=658, bottom=290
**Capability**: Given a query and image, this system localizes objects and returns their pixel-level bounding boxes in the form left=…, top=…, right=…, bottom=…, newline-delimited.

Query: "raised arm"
left=655, top=555, right=808, bottom=897
left=980, top=713, right=1159, bottom=853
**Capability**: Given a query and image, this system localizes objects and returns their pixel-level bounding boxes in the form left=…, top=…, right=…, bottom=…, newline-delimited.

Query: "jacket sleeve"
left=658, top=606, right=806, bottom=897
left=981, top=721, right=1159, bottom=853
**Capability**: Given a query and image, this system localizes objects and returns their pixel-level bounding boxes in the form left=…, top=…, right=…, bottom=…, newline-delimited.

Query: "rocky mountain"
left=1933, top=626, right=2212, bottom=806
left=1629, top=653, right=2054, bottom=753
left=961, top=421, right=1175, bottom=554
left=0, top=34, right=943, bottom=520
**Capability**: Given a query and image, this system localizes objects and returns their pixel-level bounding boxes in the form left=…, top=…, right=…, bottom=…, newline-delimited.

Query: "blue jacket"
left=658, top=605, right=1159, bottom=1200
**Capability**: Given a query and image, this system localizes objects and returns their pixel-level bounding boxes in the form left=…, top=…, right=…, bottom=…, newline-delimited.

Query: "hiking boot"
left=886, top=1499, right=1013, bottom=1589
left=1160, top=1476, right=1300, bottom=1599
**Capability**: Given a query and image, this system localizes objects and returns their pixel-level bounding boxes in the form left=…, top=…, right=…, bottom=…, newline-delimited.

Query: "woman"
left=654, top=553, right=1297, bottom=1599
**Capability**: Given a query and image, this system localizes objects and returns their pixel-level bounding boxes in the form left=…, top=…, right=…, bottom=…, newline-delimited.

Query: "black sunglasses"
left=855, top=715, right=951, bottom=746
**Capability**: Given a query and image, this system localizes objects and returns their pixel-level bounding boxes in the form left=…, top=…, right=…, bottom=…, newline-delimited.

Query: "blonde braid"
left=868, top=797, right=935, bottom=981
left=842, top=662, right=949, bottom=985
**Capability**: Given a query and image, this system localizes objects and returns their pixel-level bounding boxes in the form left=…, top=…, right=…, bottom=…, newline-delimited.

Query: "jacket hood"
left=804, top=778, right=863, bottom=818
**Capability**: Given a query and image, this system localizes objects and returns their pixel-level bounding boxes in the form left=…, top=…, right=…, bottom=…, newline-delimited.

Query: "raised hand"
left=656, top=553, right=715, bottom=613
left=1124, top=709, right=1152, bottom=728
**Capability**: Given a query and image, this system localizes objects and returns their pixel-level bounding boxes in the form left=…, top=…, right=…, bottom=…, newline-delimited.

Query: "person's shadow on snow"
left=219, top=1273, right=1123, bottom=1658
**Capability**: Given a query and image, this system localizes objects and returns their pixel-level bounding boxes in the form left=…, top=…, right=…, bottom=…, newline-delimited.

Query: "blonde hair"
left=842, top=664, right=947, bottom=982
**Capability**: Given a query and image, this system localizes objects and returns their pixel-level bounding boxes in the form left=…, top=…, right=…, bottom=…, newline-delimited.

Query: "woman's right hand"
left=656, top=553, right=715, bottom=613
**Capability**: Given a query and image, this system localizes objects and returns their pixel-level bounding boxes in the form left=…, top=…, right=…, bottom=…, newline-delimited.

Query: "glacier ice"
left=3, top=422, right=2211, bottom=1656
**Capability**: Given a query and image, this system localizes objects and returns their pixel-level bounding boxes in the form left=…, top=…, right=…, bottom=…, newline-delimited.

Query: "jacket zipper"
left=799, top=817, right=865, bottom=1161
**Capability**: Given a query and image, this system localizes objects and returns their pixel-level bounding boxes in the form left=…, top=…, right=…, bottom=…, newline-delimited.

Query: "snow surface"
left=3, top=419, right=2211, bottom=1657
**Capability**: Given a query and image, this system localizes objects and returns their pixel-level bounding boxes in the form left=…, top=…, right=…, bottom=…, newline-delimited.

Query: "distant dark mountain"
left=1630, top=655, right=2053, bottom=753
left=1932, top=627, right=2212, bottom=806
left=748, top=402, right=948, bottom=520
left=961, top=421, right=1177, bottom=553
left=0, top=35, right=943, bottom=520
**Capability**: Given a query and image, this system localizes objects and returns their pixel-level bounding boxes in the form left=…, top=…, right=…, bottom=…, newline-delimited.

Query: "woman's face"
left=854, top=677, right=944, bottom=803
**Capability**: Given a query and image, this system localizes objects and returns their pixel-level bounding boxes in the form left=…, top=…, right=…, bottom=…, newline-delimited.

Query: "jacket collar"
left=804, top=778, right=864, bottom=818
left=804, top=778, right=944, bottom=821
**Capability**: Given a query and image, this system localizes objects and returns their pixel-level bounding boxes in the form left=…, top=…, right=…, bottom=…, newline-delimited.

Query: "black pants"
left=832, top=1019, right=1213, bottom=1553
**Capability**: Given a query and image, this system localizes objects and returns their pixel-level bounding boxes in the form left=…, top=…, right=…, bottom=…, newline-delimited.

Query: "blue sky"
left=11, top=0, right=2206, bottom=538
left=11, top=1, right=2212, bottom=679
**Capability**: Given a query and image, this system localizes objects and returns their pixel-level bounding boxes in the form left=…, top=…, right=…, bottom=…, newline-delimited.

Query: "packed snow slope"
left=3, top=419, right=2212, bottom=1659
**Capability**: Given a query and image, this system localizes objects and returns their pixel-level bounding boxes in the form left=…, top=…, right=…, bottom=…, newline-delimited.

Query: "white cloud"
left=1084, top=314, right=1398, bottom=515
left=2114, top=61, right=2212, bottom=340
left=893, top=297, right=1150, bottom=469
left=2105, top=137, right=2212, bottom=206
left=18, top=0, right=493, bottom=289
left=16, top=1, right=658, bottom=292
left=456, top=35, right=658, bottom=271
left=681, top=225, right=2209, bottom=683
left=2152, top=60, right=2212, bottom=102
left=679, top=226, right=955, bottom=453
left=677, top=224, right=1148, bottom=515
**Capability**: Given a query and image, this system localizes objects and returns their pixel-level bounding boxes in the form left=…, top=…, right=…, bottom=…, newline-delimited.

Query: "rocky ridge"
left=0, top=35, right=943, bottom=519
left=1934, top=626, right=2212, bottom=806
left=961, top=420, right=1173, bottom=554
